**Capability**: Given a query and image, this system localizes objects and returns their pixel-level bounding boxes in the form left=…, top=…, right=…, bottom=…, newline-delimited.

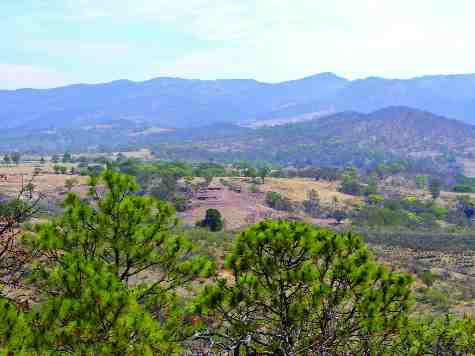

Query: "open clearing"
left=0, top=164, right=89, bottom=200
left=179, top=177, right=352, bottom=230
left=260, top=177, right=360, bottom=207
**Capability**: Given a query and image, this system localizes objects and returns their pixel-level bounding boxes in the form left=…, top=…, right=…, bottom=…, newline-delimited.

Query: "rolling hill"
left=149, top=107, right=475, bottom=172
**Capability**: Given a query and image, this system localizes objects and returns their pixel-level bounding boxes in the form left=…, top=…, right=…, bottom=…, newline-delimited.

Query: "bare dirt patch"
left=179, top=177, right=354, bottom=230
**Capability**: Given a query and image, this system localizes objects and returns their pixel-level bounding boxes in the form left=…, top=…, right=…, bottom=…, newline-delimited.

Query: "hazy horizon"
left=4, top=71, right=475, bottom=92
left=2, top=1, right=475, bottom=90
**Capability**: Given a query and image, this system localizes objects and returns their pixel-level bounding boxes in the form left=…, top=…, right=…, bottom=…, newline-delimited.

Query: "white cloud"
left=5, top=0, right=475, bottom=87
left=28, top=40, right=132, bottom=59
left=151, top=0, right=475, bottom=81
left=0, top=64, right=72, bottom=90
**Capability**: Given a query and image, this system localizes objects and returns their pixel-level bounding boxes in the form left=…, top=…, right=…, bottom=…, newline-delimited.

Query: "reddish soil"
left=179, top=180, right=338, bottom=231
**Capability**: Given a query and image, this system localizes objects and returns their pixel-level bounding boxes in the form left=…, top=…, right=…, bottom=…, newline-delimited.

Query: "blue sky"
left=1, top=0, right=475, bottom=89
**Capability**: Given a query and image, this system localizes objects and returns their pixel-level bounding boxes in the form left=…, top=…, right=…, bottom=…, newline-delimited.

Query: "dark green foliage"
left=1, top=169, right=474, bottom=353
left=1, top=171, right=214, bottom=354
left=149, top=170, right=179, bottom=201
left=53, top=164, right=68, bottom=174
left=265, top=191, right=294, bottom=211
left=420, top=270, right=435, bottom=287
left=415, top=175, right=428, bottom=189
left=452, top=174, right=475, bottom=193
left=302, top=189, right=320, bottom=217
left=2, top=154, right=10, bottom=165
left=195, top=220, right=413, bottom=355
left=394, top=315, right=475, bottom=355
left=339, top=168, right=363, bottom=196
left=193, top=162, right=226, bottom=178
left=1, top=182, right=42, bottom=295
left=419, top=288, right=450, bottom=312
left=364, top=176, right=378, bottom=196
left=457, top=195, right=475, bottom=221
left=429, top=177, right=442, bottom=200
left=197, top=208, right=224, bottom=232
left=62, top=152, right=72, bottom=163
left=453, top=184, right=475, bottom=193
left=10, top=152, right=21, bottom=165
left=331, top=209, right=347, bottom=223
left=353, top=196, right=447, bottom=229
left=25, top=259, right=170, bottom=354
left=258, top=166, right=270, bottom=183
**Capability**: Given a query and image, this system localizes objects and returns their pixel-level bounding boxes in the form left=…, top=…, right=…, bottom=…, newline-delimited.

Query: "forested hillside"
left=151, top=107, right=475, bottom=173
left=3, top=106, right=474, bottom=176
left=2, top=72, right=475, bottom=130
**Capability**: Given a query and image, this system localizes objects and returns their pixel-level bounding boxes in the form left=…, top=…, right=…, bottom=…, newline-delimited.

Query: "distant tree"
left=2, top=155, right=10, bottom=166
left=333, top=209, right=347, bottom=224
left=197, top=208, right=224, bottom=232
left=302, top=189, right=320, bottom=217
left=429, top=178, right=442, bottom=200
left=245, top=167, right=257, bottom=179
left=39, top=157, right=46, bottom=165
left=62, top=152, right=72, bottom=163
left=196, top=220, right=413, bottom=354
left=415, top=175, right=428, bottom=189
left=115, top=153, right=127, bottom=163
left=59, top=166, right=67, bottom=174
left=64, top=177, right=78, bottom=192
left=173, top=193, right=188, bottom=212
left=364, top=176, right=378, bottom=196
left=184, top=176, right=194, bottom=187
left=457, top=196, right=475, bottom=221
left=340, top=168, right=363, bottom=196
left=150, top=171, right=178, bottom=202
left=367, top=194, right=384, bottom=206
left=258, top=166, right=271, bottom=184
left=10, top=153, right=21, bottom=165
left=331, top=195, right=339, bottom=211
left=52, top=165, right=61, bottom=174
left=265, top=191, right=294, bottom=212
left=249, top=183, right=259, bottom=193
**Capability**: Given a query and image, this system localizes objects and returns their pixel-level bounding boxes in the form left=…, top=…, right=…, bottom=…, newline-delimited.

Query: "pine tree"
left=197, top=208, right=224, bottom=232
left=2, top=154, right=10, bottom=166
left=1, top=170, right=214, bottom=354
left=195, top=220, right=413, bottom=354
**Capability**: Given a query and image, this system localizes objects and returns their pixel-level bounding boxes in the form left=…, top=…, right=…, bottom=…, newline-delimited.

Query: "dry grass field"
left=260, top=177, right=361, bottom=207
left=0, top=163, right=89, bottom=200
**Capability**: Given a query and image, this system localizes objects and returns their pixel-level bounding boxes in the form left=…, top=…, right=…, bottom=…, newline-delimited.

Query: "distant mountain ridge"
left=1, top=72, right=475, bottom=129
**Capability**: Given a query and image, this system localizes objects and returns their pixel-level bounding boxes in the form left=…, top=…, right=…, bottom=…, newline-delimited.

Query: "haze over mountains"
left=2, top=72, right=475, bottom=130
left=144, top=106, right=475, bottom=170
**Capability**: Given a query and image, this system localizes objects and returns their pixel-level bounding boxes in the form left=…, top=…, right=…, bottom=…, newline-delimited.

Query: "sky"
left=1, top=0, right=475, bottom=89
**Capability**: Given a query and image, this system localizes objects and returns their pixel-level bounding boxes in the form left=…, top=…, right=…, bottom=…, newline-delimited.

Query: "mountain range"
left=2, top=72, right=475, bottom=129
left=147, top=106, right=475, bottom=170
